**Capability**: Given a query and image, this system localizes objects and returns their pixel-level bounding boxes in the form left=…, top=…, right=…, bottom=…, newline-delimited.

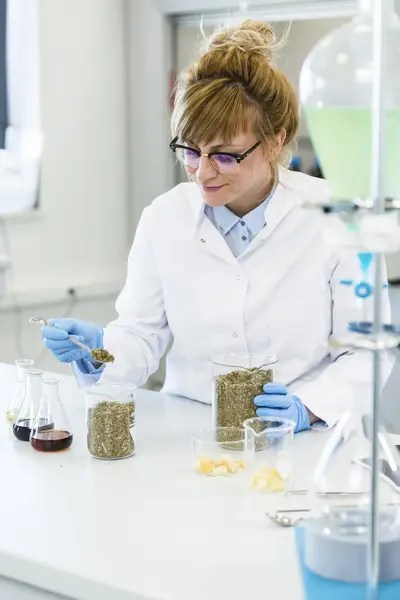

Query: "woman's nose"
left=196, top=155, right=218, bottom=181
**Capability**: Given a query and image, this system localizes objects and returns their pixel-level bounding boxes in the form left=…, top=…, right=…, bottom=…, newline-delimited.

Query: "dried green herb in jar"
left=92, top=348, right=115, bottom=363
left=215, top=368, right=273, bottom=443
left=87, top=400, right=135, bottom=459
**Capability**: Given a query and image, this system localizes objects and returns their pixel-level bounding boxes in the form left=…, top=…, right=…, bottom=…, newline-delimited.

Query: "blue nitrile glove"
left=41, top=318, right=103, bottom=363
left=254, top=382, right=311, bottom=433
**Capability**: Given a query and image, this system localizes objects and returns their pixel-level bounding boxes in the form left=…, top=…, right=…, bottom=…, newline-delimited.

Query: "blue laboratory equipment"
left=298, top=1, right=400, bottom=597
left=341, top=253, right=376, bottom=299
left=340, top=252, right=389, bottom=328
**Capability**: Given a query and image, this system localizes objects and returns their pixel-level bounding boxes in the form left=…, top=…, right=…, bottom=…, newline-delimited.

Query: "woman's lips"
left=201, top=185, right=224, bottom=193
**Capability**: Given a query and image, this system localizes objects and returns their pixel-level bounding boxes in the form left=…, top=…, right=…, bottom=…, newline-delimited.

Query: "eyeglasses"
left=169, top=137, right=261, bottom=175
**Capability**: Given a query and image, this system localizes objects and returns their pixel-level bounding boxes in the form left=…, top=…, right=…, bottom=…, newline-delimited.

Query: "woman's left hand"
left=254, top=382, right=312, bottom=433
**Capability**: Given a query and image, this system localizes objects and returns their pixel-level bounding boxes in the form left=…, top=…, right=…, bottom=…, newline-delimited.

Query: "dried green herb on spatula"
left=91, top=348, right=115, bottom=363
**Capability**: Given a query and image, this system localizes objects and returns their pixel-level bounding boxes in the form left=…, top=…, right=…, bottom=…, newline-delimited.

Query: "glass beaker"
left=212, top=352, right=277, bottom=433
left=13, top=369, right=51, bottom=441
left=86, top=382, right=136, bottom=460
left=30, top=378, right=73, bottom=452
left=6, top=358, right=34, bottom=423
left=243, top=417, right=295, bottom=492
left=192, top=426, right=255, bottom=477
left=299, top=0, right=400, bottom=201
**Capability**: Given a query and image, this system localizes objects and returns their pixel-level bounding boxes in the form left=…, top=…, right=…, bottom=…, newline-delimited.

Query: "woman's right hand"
left=41, top=318, right=103, bottom=363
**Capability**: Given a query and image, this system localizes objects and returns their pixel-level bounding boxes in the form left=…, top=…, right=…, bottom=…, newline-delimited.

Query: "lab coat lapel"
left=195, top=214, right=239, bottom=265
left=262, top=181, right=301, bottom=240
left=239, top=181, right=301, bottom=258
left=185, top=183, right=239, bottom=265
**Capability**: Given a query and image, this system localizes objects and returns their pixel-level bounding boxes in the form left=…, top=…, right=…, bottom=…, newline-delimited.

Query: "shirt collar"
left=240, top=196, right=269, bottom=236
left=209, top=203, right=240, bottom=236
left=205, top=179, right=277, bottom=237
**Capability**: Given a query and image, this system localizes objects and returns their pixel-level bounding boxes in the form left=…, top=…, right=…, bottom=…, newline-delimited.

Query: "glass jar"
left=86, top=383, right=136, bottom=460
left=211, top=352, right=278, bottom=431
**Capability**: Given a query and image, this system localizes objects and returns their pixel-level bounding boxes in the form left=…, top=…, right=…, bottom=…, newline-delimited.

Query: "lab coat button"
left=232, top=332, right=238, bottom=338
left=236, top=274, right=241, bottom=280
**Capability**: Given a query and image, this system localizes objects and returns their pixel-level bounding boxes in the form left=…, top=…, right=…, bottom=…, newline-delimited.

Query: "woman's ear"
left=268, top=129, right=286, bottom=160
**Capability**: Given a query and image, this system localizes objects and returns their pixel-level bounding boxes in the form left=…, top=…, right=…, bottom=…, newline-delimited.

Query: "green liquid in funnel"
left=304, top=107, right=400, bottom=200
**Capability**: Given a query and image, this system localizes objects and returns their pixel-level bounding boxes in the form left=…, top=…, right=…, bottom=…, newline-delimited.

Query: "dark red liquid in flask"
left=31, top=429, right=73, bottom=451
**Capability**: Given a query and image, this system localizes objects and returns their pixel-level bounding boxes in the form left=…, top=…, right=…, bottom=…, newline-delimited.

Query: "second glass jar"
left=211, top=353, right=278, bottom=431
left=86, top=383, right=136, bottom=460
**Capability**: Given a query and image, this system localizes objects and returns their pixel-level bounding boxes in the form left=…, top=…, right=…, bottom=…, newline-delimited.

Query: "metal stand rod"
left=369, top=0, right=390, bottom=597
left=370, top=256, right=382, bottom=599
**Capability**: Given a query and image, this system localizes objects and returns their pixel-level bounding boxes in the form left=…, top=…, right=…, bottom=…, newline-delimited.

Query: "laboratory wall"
left=125, top=0, right=175, bottom=230
left=2, top=0, right=130, bottom=302
left=0, top=0, right=129, bottom=373
left=0, top=0, right=174, bottom=379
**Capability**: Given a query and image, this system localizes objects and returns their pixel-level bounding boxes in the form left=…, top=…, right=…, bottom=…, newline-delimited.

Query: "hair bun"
left=205, top=19, right=277, bottom=62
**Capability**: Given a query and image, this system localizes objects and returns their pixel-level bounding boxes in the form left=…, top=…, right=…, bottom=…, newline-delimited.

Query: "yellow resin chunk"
left=196, top=454, right=247, bottom=476
left=252, top=467, right=285, bottom=492
left=196, top=456, right=215, bottom=475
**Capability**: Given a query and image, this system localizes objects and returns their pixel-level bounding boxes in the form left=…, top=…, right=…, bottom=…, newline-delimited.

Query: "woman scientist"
left=41, top=20, right=392, bottom=431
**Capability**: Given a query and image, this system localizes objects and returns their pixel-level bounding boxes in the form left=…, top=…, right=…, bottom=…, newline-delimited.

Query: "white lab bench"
left=0, top=362, right=331, bottom=600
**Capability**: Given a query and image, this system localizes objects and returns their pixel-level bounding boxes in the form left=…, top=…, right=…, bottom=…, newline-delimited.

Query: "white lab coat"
left=97, top=167, right=393, bottom=428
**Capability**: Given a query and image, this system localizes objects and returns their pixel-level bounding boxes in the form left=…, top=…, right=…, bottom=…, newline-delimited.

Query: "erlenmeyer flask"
left=30, top=378, right=73, bottom=452
left=6, top=358, right=34, bottom=423
left=305, top=402, right=400, bottom=583
left=13, top=369, right=50, bottom=441
left=299, top=0, right=400, bottom=201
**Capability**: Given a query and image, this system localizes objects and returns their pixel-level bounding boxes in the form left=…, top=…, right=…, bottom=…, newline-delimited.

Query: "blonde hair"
left=171, top=20, right=299, bottom=167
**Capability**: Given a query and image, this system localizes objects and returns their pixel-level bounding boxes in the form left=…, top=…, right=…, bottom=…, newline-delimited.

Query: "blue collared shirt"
left=204, top=192, right=273, bottom=257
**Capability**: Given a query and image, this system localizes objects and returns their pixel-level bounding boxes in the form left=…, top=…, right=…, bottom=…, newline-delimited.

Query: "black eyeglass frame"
left=169, top=137, right=262, bottom=167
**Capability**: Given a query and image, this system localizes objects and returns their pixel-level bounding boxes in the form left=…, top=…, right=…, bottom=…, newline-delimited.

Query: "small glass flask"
left=30, top=378, right=73, bottom=452
left=13, top=369, right=48, bottom=441
left=6, top=359, right=34, bottom=424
